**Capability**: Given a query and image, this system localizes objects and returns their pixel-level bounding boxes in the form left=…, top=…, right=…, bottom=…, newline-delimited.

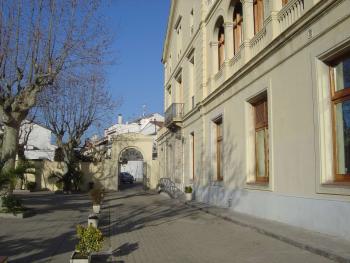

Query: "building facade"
left=83, top=113, right=164, bottom=184
left=0, top=121, right=56, bottom=161
left=103, top=113, right=164, bottom=181
left=158, top=0, right=350, bottom=240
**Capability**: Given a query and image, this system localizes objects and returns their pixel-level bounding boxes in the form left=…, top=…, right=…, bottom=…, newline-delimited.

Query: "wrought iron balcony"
left=164, top=103, right=184, bottom=128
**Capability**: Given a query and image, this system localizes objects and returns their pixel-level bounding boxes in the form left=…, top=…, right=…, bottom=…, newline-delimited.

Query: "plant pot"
left=70, top=251, right=90, bottom=263
left=88, top=214, right=99, bottom=228
left=185, top=192, right=192, bottom=201
left=92, top=204, right=100, bottom=214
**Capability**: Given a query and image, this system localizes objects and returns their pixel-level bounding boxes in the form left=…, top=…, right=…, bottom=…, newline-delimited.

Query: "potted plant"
left=89, top=188, right=102, bottom=214
left=70, top=224, right=104, bottom=263
left=1, top=194, right=24, bottom=215
left=88, top=213, right=98, bottom=228
left=184, top=186, right=193, bottom=201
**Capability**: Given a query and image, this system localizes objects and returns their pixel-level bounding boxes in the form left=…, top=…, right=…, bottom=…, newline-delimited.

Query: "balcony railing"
left=278, top=0, right=305, bottom=33
left=164, top=103, right=184, bottom=128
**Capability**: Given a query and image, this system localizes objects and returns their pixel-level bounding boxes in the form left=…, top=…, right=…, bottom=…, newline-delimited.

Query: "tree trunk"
left=1, top=123, right=20, bottom=171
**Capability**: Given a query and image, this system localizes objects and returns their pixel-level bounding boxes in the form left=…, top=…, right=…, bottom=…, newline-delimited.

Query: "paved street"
left=0, top=191, right=90, bottom=263
left=104, top=184, right=334, bottom=263
left=0, top=185, right=336, bottom=263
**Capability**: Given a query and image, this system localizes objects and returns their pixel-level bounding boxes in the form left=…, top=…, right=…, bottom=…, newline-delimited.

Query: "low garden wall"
left=24, top=160, right=118, bottom=192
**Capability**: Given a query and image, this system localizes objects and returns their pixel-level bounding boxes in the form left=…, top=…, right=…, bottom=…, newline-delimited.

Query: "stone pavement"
left=186, top=201, right=350, bottom=263
left=101, top=184, right=337, bottom=263
left=0, top=185, right=346, bottom=263
left=0, top=191, right=91, bottom=263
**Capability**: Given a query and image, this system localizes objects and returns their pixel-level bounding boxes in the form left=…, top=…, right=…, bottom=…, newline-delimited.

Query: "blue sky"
left=102, top=0, right=170, bottom=124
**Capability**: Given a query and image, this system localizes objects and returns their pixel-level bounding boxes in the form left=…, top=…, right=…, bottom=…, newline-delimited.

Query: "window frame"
left=233, top=3, right=243, bottom=55
left=253, top=0, right=264, bottom=34
left=282, top=0, right=289, bottom=6
left=214, top=117, right=224, bottom=181
left=191, top=132, right=195, bottom=181
left=329, top=54, right=350, bottom=182
left=252, top=95, right=269, bottom=183
left=218, top=25, right=225, bottom=70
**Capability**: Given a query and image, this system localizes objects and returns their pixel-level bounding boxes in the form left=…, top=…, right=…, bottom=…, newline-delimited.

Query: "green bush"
left=75, top=224, right=104, bottom=257
left=0, top=161, right=36, bottom=191
left=1, top=194, right=23, bottom=214
left=55, top=181, right=63, bottom=190
left=26, top=181, right=36, bottom=191
left=184, top=186, right=193, bottom=193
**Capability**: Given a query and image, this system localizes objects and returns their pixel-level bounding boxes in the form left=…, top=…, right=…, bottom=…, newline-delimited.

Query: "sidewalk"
left=185, top=200, right=350, bottom=263
left=97, top=185, right=341, bottom=263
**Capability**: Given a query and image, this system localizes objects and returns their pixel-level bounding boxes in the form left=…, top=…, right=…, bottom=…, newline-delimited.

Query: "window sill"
left=210, top=180, right=224, bottom=187
left=246, top=181, right=269, bottom=186
left=316, top=181, right=350, bottom=196
left=321, top=181, right=350, bottom=187
left=245, top=181, right=272, bottom=191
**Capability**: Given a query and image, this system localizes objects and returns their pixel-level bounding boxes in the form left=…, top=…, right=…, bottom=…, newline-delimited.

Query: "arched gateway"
left=106, top=133, right=158, bottom=191
left=118, top=147, right=145, bottom=188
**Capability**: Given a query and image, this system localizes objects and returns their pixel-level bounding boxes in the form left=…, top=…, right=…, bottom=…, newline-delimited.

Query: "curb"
left=186, top=202, right=350, bottom=263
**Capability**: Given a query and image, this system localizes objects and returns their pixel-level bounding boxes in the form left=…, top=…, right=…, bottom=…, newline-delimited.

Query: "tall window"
left=175, top=72, right=183, bottom=104
left=175, top=16, right=182, bottom=60
left=253, top=0, right=264, bottom=34
left=215, top=117, right=223, bottom=181
left=188, top=52, right=195, bottom=110
left=329, top=53, right=350, bottom=182
left=190, top=9, right=194, bottom=35
left=233, top=3, right=243, bottom=55
left=166, top=85, right=172, bottom=107
left=252, top=94, right=269, bottom=182
left=191, top=132, right=195, bottom=180
left=218, top=24, right=225, bottom=70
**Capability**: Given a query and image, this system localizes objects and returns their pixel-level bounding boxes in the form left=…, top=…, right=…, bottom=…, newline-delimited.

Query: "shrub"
left=26, top=181, right=36, bottom=191
left=55, top=181, right=63, bottom=190
left=88, top=181, right=94, bottom=190
left=89, top=188, right=102, bottom=205
left=1, top=194, right=23, bottom=214
left=75, top=224, right=104, bottom=257
left=184, top=186, right=193, bottom=193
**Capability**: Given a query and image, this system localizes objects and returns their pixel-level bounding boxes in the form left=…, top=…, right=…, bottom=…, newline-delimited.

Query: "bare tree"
left=0, top=0, right=111, bottom=171
left=39, top=71, right=116, bottom=190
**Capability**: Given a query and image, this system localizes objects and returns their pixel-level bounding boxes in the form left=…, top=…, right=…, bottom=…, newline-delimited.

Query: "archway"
left=118, top=147, right=146, bottom=190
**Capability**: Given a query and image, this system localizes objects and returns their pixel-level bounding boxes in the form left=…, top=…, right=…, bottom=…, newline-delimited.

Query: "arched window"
left=253, top=0, right=264, bottom=34
left=233, top=3, right=243, bottom=55
left=218, top=23, right=225, bottom=70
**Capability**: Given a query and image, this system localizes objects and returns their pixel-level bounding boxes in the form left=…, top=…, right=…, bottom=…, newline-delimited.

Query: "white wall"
left=121, top=161, right=143, bottom=181
left=20, top=123, right=53, bottom=150
left=160, top=0, right=350, bottom=240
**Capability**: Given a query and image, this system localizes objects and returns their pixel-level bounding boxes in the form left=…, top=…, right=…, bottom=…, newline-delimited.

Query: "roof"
left=130, top=113, right=164, bottom=123
left=150, top=120, right=164, bottom=128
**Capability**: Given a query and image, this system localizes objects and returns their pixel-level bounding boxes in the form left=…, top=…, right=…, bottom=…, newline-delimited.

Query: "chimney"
left=118, top=114, right=123, bottom=124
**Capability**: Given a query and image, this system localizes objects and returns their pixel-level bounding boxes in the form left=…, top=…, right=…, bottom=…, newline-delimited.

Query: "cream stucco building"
left=158, top=0, right=350, bottom=240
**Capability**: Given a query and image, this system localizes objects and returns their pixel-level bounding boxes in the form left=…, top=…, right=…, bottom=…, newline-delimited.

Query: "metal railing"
left=164, top=103, right=184, bottom=127
left=158, top=178, right=184, bottom=199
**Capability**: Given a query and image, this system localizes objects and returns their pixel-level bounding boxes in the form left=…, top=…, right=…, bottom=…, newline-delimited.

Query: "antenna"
left=142, top=104, right=147, bottom=117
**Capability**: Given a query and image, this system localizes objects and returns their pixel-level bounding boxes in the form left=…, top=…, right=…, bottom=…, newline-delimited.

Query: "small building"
left=0, top=120, right=56, bottom=161
left=19, top=121, right=56, bottom=161
left=84, top=113, right=164, bottom=183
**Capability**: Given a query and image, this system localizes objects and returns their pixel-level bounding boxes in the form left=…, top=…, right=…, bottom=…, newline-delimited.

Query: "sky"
left=102, top=0, right=171, bottom=125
